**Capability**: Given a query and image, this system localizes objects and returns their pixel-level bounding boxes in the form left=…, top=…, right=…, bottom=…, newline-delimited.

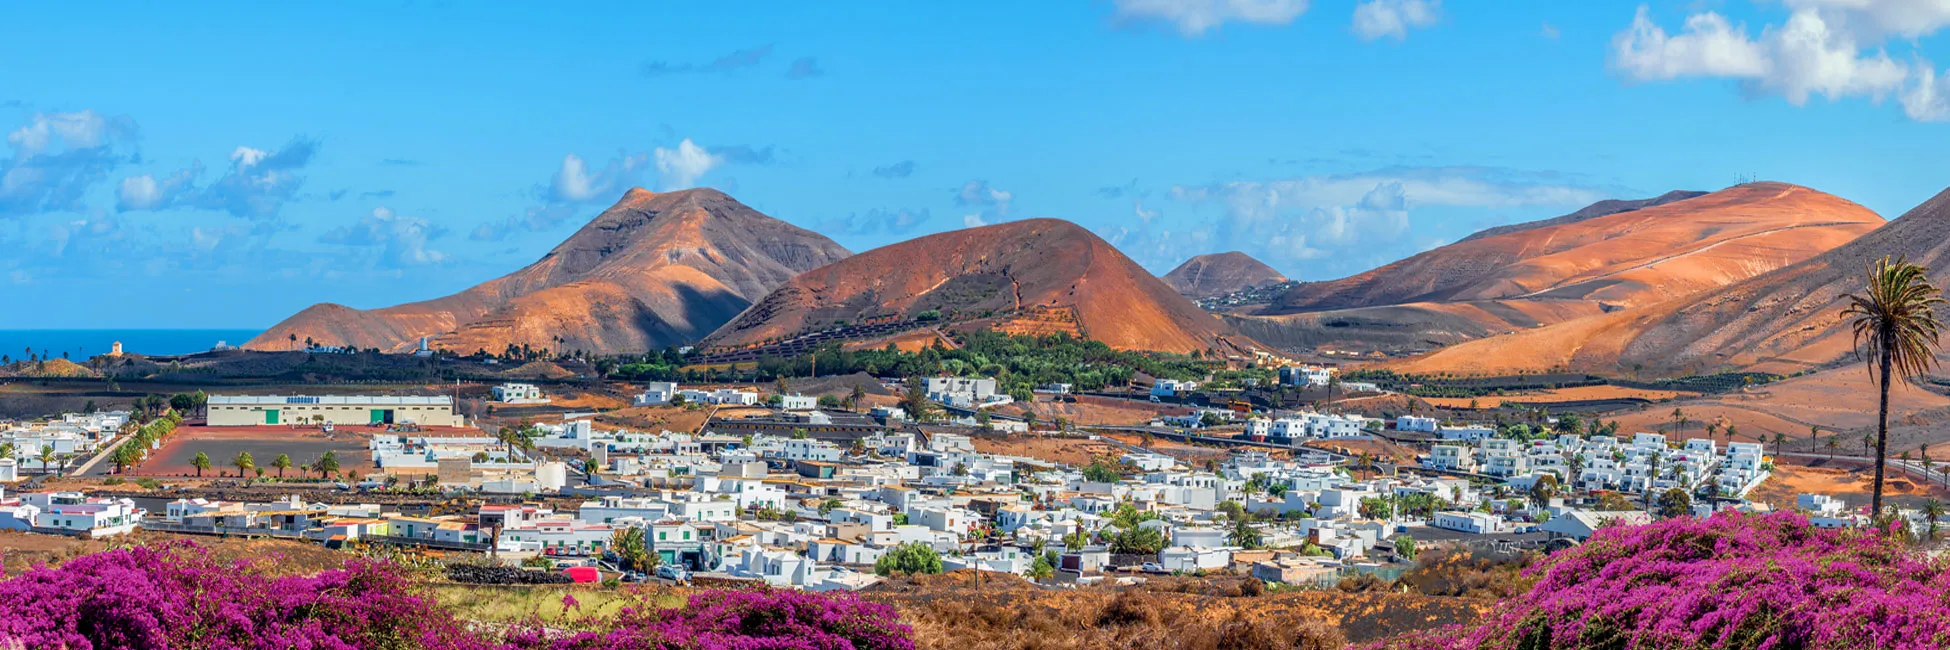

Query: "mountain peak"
left=1162, top=251, right=1288, bottom=299
left=247, top=189, right=851, bottom=355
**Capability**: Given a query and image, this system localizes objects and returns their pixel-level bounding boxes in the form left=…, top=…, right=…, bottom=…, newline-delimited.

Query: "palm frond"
left=1840, top=256, right=1947, bottom=387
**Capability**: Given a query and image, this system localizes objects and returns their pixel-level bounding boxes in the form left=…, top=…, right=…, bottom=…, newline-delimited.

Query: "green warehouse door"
left=265, top=409, right=279, bottom=425
left=370, top=409, right=394, bottom=424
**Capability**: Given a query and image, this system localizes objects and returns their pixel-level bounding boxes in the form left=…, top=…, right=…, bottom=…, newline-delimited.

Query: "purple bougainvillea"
left=1374, top=511, right=1950, bottom=650
left=0, top=541, right=913, bottom=650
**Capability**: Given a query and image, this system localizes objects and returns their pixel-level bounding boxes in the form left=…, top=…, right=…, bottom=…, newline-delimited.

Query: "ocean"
left=0, top=329, right=263, bottom=359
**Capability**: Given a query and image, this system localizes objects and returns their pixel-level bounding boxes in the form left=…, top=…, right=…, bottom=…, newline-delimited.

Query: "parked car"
left=1140, top=562, right=1166, bottom=574
left=655, top=565, right=689, bottom=581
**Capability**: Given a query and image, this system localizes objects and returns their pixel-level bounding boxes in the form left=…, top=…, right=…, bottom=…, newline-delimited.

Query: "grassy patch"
left=431, top=583, right=684, bottom=625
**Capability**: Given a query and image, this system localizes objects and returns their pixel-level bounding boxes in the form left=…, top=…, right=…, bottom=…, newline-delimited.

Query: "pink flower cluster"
left=0, top=542, right=913, bottom=650
left=506, top=589, right=914, bottom=650
left=0, top=542, right=485, bottom=650
left=1375, top=511, right=1950, bottom=650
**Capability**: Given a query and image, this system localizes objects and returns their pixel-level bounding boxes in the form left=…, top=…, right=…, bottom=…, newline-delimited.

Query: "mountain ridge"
left=247, top=188, right=851, bottom=355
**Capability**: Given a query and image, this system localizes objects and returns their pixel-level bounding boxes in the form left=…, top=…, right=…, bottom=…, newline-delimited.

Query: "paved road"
left=1776, top=450, right=1950, bottom=490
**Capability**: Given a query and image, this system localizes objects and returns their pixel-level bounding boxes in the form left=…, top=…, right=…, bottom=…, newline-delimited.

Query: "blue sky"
left=6, top=0, right=1950, bottom=329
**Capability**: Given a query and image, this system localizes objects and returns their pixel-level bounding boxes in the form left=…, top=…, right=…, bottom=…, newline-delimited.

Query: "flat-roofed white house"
left=492, top=383, right=547, bottom=403
left=208, top=395, right=463, bottom=427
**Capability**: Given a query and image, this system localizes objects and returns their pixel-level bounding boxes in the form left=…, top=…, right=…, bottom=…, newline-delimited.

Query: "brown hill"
left=1161, top=251, right=1288, bottom=299
left=1231, top=183, right=1882, bottom=355
left=704, top=219, right=1248, bottom=354
left=248, top=188, right=851, bottom=355
left=1396, top=183, right=1947, bottom=377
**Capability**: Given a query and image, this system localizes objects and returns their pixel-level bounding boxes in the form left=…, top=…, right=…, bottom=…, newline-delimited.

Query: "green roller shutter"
left=265, top=409, right=279, bottom=425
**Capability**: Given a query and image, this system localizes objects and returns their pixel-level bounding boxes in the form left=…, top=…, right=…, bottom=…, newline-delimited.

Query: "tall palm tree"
left=1771, top=432, right=1787, bottom=457
left=1825, top=435, right=1840, bottom=460
left=1810, top=425, right=1821, bottom=454
left=1842, top=255, right=1947, bottom=517
left=1925, top=498, right=1946, bottom=543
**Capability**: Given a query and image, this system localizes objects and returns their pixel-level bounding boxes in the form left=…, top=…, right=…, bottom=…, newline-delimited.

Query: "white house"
left=635, top=382, right=678, bottom=406
left=1396, top=416, right=1438, bottom=433
left=1431, top=511, right=1503, bottom=535
left=492, top=383, right=546, bottom=403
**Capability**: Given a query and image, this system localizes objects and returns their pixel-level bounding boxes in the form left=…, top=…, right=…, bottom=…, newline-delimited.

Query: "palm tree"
left=232, top=451, right=255, bottom=478
left=1925, top=499, right=1946, bottom=542
left=314, top=451, right=340, bottom=479
left=1810, top=425, right=1821, bottom=454
left=1826, top=435, right=1840, bottom=460
left=1771, top=433, right=1787, bottom=457
left=191, top=452, right=210, bottom=478
left=1724, top=424, right=1739, bottom=446
left=38, top=446, right=56, bottom=475
left=1705, top=422, right=1720, bottom=443
left=1842, top=255, right=1947, bottom=517
left=1670, top=408, right=1684, bottom=434
left=272, top=453, right=292, bottom=479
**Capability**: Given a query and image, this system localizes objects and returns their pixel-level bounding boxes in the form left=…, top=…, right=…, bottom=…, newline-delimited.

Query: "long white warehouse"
left=207, top=395, right=463, bottom=427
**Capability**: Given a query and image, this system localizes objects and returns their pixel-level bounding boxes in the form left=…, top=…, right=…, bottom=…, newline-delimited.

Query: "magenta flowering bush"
left=0, top=541, right=915, bottom=650
left=508, top=588, right=915, bottom=650
left=1374, top=511, right=1950, bottom=650
left=0, top=542, right=490, bottom=650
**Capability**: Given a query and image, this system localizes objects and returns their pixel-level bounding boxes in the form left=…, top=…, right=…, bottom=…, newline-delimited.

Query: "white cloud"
left=1782, top=0, right=1950, bottom=40
left=1352, top=0, right=1440, bottom=42
left=1111, top=0, right=1310, bottom=36
left=229, top=146, right=268, bottom=168
left=1169, top=166, right=1608, bottom=269
left=0, top=111, right=139, bottom=217
left=1541, top=22, right=1561, bottom=40
left=549, top=152, right=648, bottom=203
left=318, top=206, right=447, bottom=268
left=1134, top=199, right=1160, bottom=223
left=1611, top=3, right=1942, bottom=120
left=1612, top=7, right=1770, bottom=81
left=653, top=139, right=721, bottom=190
left=7, top=111, right=121, bottom=156
left=115, top=164, right=201, bottom=212
left=954, top=179, right=1013, bottom=227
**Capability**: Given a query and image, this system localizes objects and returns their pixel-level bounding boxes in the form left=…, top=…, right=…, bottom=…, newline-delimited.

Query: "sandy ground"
left=0, top=530, right=348, bottom=577
left=999, top=395, right=1181, bottom=427
left=1102, top=433, right=1234, bottom=464
left=1747, top=462, right=1950, bottom=511
left=969, top=435, right=1125, bottom=466
left=1423, top=385, right=1697, bottom=409
left=592, top=405, right=711, bottom=433
left=129, top=425, right=400, bottom=477
left=1602, top=367, right=1950, bottom=456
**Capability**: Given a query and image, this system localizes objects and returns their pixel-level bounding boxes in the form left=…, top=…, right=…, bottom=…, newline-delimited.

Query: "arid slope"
left=1161, top=251, right=1288, bottom=299
left=1396, top=184, right=1948, bottom=378
left=248, top=188, right=851, bottom=355
left=1233, top=183, right=1882, bottom=355
left=705, top=219, right=1247, bottom=354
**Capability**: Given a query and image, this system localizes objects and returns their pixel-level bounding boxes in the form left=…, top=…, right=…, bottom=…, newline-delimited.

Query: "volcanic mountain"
left=1395, top=183, right=1950, bottom=377
left=703, top=219, right=1250, bottom=355
left=1225, top=183, right=1883, bottom=354
left=247, top=188, right=851, bottom=355
left=1161, top=251, right=1289, bottom=299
